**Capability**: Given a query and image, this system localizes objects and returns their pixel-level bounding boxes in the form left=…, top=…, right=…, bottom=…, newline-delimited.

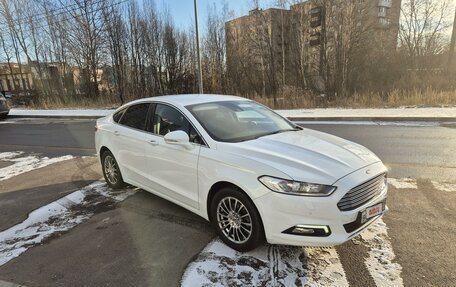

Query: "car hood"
left=220, top=128, right=381, bottom=185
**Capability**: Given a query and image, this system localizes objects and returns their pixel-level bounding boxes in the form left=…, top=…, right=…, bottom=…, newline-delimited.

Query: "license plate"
left=361, top=202, right=384, bottom=224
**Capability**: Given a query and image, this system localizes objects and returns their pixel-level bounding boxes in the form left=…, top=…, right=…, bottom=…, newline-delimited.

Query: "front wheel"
left=101, top=150, right=125, bottom=189
left=210, top=187, right=264, bottom=252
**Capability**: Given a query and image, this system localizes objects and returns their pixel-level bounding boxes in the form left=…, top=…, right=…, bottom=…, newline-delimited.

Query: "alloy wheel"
left=104, top=155, right=118, bottom=185
left=216, top=196, right=253, bottom=244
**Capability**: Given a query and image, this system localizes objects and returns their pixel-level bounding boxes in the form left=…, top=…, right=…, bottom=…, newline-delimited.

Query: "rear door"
left=144, top=103, right=203, bottom=209
left=114, top=103, right=151, bottom=184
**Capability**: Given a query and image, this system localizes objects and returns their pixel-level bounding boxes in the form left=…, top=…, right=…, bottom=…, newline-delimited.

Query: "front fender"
left=197, top=147, right=290, bottom=220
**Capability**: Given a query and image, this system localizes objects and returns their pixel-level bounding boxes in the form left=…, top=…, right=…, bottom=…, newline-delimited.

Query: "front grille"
left=337, top=173, right=386, bottom=211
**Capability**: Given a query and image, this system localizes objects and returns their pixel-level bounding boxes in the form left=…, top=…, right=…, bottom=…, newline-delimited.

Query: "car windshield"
left=186, top=101, right=298, bottom=142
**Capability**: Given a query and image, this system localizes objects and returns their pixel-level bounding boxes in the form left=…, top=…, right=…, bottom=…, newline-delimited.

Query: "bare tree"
left=63, top=0, right=108, bottom=97
left=399, top=0, right=453, bottom=70
left=202, top=2, right=228, bottom=94
left=102, top=1, right=127, bottom=103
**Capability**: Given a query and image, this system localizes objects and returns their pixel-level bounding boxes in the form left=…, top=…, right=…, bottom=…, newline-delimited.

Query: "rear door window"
left=119, top=103, right=150, bottom=131
left=113, top=108, right=126, bottom=123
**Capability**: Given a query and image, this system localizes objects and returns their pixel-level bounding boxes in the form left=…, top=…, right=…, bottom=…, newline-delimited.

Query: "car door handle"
left=114, top=131, right=120, bottom=136
left=148, top=139, right=159, bottom=146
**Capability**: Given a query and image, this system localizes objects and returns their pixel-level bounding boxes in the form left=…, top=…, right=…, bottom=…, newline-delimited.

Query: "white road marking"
left=357, top=219, right=404, bottom=287
left=431, top=181, right=456, bottom=193
left=0, top=151, right=74, bottom=181
left=388, top=178, right=417, bottom=189
left=0, top=181, right=134, bottom=266
left=181, top=239, right=348, bottom=287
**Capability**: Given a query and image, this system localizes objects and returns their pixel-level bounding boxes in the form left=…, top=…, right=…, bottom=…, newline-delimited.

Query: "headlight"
left=258, top=176, right=336, bottom=196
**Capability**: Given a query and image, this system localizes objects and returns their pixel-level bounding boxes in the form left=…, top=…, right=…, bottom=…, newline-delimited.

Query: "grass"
left=250, top=89, right=456, bottom=109
left=14, top=88, right=456, bottom=110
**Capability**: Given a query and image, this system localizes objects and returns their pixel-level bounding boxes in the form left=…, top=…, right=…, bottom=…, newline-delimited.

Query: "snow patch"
left=358, top=219, right=404, bottom=287
left=388, top=178, right=417, bottom=189
left=431, top=181, right=456, bottom=193
left=181, top=239, right=348, bottom=287
left=0, top=151, right=74, bottom=181
left=0, top=181, right=135, bottom=266
left=0, top=152, right=24, bottom=160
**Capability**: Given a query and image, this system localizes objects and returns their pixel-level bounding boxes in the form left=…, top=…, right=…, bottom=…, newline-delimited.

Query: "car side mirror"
left=164, top=130, right=193, bottom=150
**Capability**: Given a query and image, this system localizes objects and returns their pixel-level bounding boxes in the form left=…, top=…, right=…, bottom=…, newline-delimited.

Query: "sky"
left=154, top=0, right=455, bottom=36
left=153, top=0, right=281, bottom=31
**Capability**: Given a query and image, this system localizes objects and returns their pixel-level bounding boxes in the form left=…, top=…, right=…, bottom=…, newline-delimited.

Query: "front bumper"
left=254, top=161, right=388, bottom=247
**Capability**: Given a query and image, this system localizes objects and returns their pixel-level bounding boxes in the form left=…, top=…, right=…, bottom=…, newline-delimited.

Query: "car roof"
left=128, top=94, right=249, bottom=107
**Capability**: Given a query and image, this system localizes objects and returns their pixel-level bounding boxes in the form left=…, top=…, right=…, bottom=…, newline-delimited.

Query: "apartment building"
left=225, top=8, right=298, bottom=94
left=225, top=0, right=402, bottom=92
left=0, top=63, right=33, bottom=93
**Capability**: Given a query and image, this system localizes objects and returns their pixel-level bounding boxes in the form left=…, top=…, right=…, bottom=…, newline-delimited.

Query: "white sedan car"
left=95, top=94, right=388, bottom=251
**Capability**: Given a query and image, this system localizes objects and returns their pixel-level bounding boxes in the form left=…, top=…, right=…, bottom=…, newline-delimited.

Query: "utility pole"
left=194, top=0, right=204, bottom=94
left=448, top=7, right=456, bottom=72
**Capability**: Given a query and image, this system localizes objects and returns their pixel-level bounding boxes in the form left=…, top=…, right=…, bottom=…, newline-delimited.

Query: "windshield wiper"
left=234, top=128, right=300, bottom=142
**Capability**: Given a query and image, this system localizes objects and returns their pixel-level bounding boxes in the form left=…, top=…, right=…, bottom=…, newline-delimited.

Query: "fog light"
left=283, top=225, right=331, bottom=237
left=293, top=226, right=316, bottom=234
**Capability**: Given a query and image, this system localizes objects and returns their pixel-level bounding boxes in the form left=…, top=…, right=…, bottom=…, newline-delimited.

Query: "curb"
left=8, top=114, right=106, bottom=120
left=288, top=116, right=456, bottom=122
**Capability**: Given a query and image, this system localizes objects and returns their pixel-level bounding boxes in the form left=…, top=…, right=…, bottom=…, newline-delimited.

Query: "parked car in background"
left=95, top=94, right=388, bottom=252
left=0, top=94, right=10, bottom=118
left=3, top=92, right=16, bottom=99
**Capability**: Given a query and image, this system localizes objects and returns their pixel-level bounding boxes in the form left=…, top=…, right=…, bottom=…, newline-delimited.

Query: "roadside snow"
left=277, top=107, right=456, bottom=119
left=0, top=152, right=74, bottom=181
left=0, top=181, right=135, bottom=266
left=181, top=239, right=349, bottom=287
left=9, top=109, right=112, bottom=118
left=7, top=107, right=456, bottom=119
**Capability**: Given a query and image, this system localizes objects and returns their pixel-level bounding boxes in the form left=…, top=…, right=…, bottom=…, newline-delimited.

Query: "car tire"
left=101, top=150, right=125, bottom=189
left=210, top=187, right=264, bottom=252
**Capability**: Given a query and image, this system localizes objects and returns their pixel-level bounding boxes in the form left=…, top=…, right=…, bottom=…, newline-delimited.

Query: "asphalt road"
left=2, top=119, right=455, bottom=181
left=298, top=121, right=456, bottom=182
left=0, top=118, right=95, bottom=157
left=0, top=118, right=455, bottom=287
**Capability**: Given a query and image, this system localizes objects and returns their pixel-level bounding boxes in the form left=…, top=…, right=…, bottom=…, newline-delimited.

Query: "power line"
left=0, top=0, right=128, bottom=39
left=3, top=0, right=123, bottom=29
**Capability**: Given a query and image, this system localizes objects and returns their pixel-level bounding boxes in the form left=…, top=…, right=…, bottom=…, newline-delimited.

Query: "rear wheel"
left=210, top=187, right=264, bottom=252
left=101, top=150, right=125, bottom=189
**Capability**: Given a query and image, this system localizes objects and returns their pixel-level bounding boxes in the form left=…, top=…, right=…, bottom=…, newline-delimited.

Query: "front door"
left=144, top=103, right=202, bottom=209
